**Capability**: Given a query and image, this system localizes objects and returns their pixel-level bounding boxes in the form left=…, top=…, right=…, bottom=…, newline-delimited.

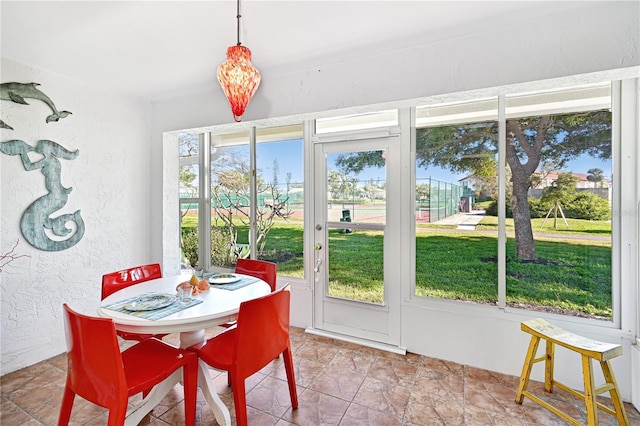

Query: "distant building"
left=532, top=171, right=611, bottom=190
left=529, top=171, right=611, bottom=202
left=458, top=175, right=493, bottom=200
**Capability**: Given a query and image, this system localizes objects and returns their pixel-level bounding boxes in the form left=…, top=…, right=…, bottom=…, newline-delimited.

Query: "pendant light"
left=217, top=0, right=261, bottom=122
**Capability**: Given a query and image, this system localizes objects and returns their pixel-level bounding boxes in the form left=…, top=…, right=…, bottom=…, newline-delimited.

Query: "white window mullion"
left=497, top=95, right=507, bottom=309
left=249, top=127, right=257, bottom=259
left=616, top=78, right=639, bottom=335
left=200, top=133, right=211, bottom=272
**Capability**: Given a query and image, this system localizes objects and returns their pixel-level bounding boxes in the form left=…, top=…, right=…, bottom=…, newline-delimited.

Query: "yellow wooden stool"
left=515, top=318, right=629, bottom=426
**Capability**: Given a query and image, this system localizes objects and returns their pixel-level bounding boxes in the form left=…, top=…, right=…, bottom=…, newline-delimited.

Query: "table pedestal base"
left=180, top=329, right=231, bottom=426
left=125, top=370, right=182, bottom=426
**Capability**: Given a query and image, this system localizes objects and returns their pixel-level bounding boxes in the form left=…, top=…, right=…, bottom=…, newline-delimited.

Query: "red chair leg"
left=57, top=386, right=75, bottom=425
left=282, top=346, right=298, bottom=408
left=231, top=376, right=248, bottom=426
left=183, top=360, right=197, bottom=425
left=106, top=402, right=128, bottom=426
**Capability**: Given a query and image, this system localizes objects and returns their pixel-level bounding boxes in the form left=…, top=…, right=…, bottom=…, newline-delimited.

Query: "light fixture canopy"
left=217, top=0, right=261, bottom=122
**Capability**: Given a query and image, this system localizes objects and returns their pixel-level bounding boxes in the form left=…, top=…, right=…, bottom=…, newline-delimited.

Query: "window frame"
left=410, top=82, right=622, bottom=328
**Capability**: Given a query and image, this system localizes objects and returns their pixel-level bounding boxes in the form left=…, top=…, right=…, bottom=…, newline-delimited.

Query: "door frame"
left=310, top=128, right=402, bottom=347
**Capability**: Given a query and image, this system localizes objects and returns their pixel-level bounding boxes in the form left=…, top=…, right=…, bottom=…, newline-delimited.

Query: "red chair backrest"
left=101, top=263, right=162, bottom=299
left=62, top=304, right=127, bottom=408
left=234, top=286, right=290, bottom=379
left=235, top=259, right=277, bottom=292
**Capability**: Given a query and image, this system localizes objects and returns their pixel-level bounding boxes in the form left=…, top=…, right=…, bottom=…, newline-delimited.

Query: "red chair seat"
left=121, top=339, right=194, bottom=396
left=197, top=328, right=235, bottom=368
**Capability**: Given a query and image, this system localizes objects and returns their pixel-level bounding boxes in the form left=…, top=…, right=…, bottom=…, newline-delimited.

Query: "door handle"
left=314, top=258, right=322, bottom=282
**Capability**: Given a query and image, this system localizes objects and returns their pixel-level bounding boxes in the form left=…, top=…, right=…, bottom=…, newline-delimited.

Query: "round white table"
left=98, top=274, right=270, bottom=426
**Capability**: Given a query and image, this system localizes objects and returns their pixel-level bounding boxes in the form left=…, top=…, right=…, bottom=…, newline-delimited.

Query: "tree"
left=503, top=112, right=610, bottom=259
left=272, top=158, right=280, bottom=187
left=542, top=173, right=579, bottom=204
left=179, top=134, right=200, bottom=265
left=415, top=184, right=431, bottom=203
left=466, top=156, right=501, bottom=200
left=336, top=110, right=612, bottom=261
left=210, top=147, right=292, bottom=262
left=540, top=173, right=578, bottom=229
left=327, top=170, right=358, bottom=205
left=587, top=168, right=604, bottom=187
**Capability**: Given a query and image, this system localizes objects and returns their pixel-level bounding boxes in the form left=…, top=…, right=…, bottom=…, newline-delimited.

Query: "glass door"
left=313, top=135, right=400, bottom=346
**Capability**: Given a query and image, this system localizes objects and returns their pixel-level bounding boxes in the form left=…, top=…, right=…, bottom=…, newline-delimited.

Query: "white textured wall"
left=0, top=58, right=152, bottom=375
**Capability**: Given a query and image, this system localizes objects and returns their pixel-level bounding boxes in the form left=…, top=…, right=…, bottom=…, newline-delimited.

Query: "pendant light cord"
left=236, top=0, right=242, bottom=46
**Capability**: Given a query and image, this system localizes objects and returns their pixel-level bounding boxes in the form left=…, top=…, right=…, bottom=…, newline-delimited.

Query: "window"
left=179, top=133, right=200, bottom=270
left=504, top=84, right=613, bottom=320
left=209, top=130, right=250, bottom=268
left=180, top=125, right=304, bottom=278
left=176, top=80, right=625, bottom=324
left=414, top=99, right=499, bottom=303
left=412, top=84, right=615, bottom=321
left=255, top=125, right=304, bottom=277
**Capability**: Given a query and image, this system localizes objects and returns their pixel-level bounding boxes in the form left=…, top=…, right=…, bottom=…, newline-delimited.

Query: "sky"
left=255, top=140, right=612, bottom=188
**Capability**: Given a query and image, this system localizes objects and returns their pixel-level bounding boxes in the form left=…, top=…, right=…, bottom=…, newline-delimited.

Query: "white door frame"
left=310, top=129, right=402, bottom=348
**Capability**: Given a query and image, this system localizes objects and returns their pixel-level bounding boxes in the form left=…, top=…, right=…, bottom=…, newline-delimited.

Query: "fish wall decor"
left=0, top=139, right=85, bottom=251
left=1, top=82, right=72, bottom=130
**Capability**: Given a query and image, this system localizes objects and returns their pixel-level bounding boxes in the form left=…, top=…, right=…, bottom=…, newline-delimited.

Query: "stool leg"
left=516, top=336, right=540, bottom=404
left=581, top=354, right=598, bottom=426
left=544, top=340, right=555, bottom=393
left=600, top=360, right=629, bottom=426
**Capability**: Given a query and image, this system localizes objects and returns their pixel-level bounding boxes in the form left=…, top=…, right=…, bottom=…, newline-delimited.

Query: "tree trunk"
left=505, top=118, right=549, bottom=261
left=511, top=175, right=536, bottom=260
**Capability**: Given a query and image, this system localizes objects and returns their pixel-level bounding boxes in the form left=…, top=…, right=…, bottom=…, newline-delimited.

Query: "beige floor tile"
left=2, top=326, right=640, bottom=425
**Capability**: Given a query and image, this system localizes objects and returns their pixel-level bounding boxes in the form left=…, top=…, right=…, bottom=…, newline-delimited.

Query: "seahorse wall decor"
left=1, top=82, right=72, bottom=130
left=0, top=139, right=85, bottom=251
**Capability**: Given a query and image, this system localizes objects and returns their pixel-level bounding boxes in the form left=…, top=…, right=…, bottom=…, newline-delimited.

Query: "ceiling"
left=1, top=1, right=582, bottom=102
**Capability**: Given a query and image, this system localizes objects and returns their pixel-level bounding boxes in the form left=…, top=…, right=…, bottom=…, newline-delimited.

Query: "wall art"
left=0, top=139, right=84, bottom=251
left=1, top=82, right=72, bottom=130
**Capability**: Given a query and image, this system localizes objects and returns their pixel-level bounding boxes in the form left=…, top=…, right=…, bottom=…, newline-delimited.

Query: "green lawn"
left=477, top=215, right=612, bottom=235
left=415, top=232, right=611, bottom=318
left=183, top=216, right=612, bottom=318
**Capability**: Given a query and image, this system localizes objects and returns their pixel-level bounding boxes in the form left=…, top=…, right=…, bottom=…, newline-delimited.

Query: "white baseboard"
left=304, top=327, right=407, bottom=355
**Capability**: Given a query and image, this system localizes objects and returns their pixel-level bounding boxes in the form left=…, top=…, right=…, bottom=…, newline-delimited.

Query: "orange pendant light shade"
left=217, top=45, right=261, bottom=122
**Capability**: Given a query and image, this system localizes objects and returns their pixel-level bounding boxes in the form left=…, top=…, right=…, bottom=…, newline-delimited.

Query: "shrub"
left=210, top=227, right=236, bottom=267
left=181, top=229, right=199, bottom=267
left=485, top=199, right=515, bottom=217
left=181, top=227, right=240, bottom=268
left=564, top=192, right=611, bottom=220
left=485, top=193, right=610, bottom=221
left=527, top=197, right=552, bottom=218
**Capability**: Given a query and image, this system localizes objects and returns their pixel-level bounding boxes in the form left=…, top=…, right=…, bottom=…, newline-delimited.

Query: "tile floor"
left=1, top=326, right=639, bottom=425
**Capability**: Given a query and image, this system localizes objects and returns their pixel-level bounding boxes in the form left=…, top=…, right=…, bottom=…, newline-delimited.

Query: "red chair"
left=188, top=285, right=298, bottom=426
left=57, top=304, right=197, bottom=426
left=219, top=259, right=278, bottom=330
left=235, top=258, right=277, bottom=292
left=101, top=263, right=167, bottom=341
